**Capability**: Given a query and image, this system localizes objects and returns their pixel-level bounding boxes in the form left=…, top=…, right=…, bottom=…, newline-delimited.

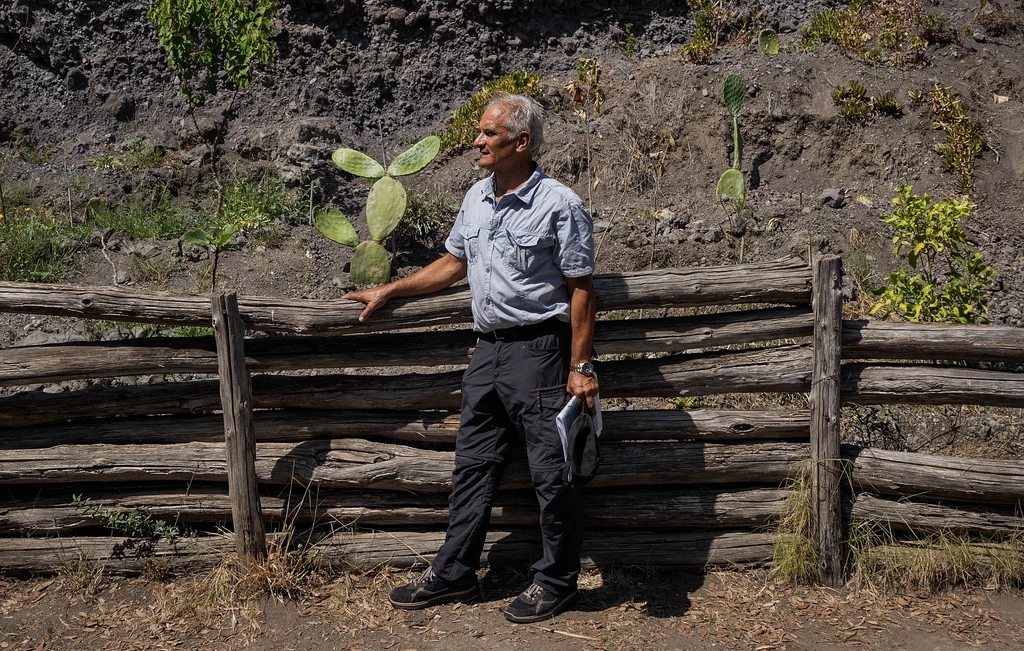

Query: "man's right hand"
left=343, top=285, right=392, bottom=322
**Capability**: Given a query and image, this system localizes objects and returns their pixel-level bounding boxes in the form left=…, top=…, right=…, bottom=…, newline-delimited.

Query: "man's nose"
left=473, top=132, right=485, bottom=147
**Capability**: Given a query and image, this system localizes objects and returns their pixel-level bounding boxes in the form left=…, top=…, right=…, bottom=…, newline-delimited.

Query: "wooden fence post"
left=810, top=255, right=844, bottom=586
left=212, top=291, right=266, bottom=563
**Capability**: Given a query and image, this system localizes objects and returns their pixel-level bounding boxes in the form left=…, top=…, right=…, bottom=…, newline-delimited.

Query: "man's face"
left=474, top=105, right=529, bottom=173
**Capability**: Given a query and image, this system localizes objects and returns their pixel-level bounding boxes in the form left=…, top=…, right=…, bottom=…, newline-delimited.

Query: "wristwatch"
left=570, top=361, right=595, bottom=377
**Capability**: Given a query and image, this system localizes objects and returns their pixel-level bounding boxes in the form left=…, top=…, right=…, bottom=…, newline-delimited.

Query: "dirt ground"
left=2, top=569, right=1023, bottom=651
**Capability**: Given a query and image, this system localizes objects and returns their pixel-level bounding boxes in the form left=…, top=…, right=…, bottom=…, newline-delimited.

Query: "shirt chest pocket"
left=503, top=229, right=555, bottom=274
left=459, top=225, right=483, bottom=263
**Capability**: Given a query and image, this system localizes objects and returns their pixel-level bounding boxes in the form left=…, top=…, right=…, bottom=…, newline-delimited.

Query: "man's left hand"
left=567, top=371, right=600, bottom=414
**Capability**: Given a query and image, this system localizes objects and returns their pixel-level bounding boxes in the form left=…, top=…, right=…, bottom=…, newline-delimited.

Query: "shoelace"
left=412, top=567, right=437, bottom=587
left=522, top=583, right=545, bottom=603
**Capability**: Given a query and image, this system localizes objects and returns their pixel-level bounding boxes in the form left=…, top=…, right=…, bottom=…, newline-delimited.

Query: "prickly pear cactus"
left=717, top=168, right=745, bottom=201
left=332, top=148, right=386, bottom=179
left=387, top=135, right=441, bottom=177
left=320, top=134, right=441, bottom=286
left=366, top=176, right=408, bottom=242
left=758, top=29, right=779, bottom=57
left=350, top=240, right=391, bottom=286
left=724, top=74, right=745, bottom=118
left=315, top=209, right=359, bottom=248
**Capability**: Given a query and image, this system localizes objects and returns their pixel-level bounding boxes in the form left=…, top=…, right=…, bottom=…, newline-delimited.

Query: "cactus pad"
left=314, top=209, right=359, bottom=248
left=332, top=148, right=386, bottom=178
left=758, top=29, right=779, bottom=57
left=350, top=240, right=391, bottom=286
left=366, top=176, right=408, bottom=242
left=387, top=135, right=441, bottom=177
left=724, top=74, right=745, bottom=118
left=717, top=168, right=745, bottom=201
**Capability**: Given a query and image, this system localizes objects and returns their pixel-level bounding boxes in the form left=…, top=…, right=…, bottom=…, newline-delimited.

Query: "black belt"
left=478, top=317, right=569, bottom=342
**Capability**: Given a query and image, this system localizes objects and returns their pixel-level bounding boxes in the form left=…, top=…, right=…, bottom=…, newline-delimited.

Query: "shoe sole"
left=389, top=583, right=481, bottom=610
left=503, top=590, right=580, bottom=624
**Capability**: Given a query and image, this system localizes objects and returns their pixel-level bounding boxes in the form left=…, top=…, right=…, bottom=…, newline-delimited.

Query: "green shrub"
left=871, top=185, right=994, bottom=323
left=801, top=0, right=932, bottom=67
left=148, top=0, right=277, bottom=107
left=393, top=188, right=456, bottom=248
left=929, top=84, right=984, bottom=192
left=439, top=71, right=543, bottom=152
left=679, top=0, right=761, bottom=64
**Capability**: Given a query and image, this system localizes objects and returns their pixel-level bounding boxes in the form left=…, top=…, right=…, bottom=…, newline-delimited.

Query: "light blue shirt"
left=445, top=166, right=595, bottom=333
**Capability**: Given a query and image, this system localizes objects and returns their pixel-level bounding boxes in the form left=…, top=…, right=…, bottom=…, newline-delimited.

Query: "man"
left=344, top=94, right=598, bottom=624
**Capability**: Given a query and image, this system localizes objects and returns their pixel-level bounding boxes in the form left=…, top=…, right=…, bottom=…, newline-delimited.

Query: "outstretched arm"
left=566, top=274, right=599, bottom=412
left=343, top=253, right=468, bottom=322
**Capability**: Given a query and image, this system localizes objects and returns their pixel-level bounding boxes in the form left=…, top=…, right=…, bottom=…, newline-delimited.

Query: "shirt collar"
left=483, top=164, right=545, bottom=206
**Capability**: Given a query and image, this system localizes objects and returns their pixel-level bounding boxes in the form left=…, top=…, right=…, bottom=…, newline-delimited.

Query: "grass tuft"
left=770, top=472, right=818, bottom=585
left=929, top=84, right=984, bottom=192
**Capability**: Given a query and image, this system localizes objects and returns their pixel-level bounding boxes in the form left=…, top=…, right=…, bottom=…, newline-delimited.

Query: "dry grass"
left=55, top=553, right=107, bottom=599
left=770, top=472, right=819, bottom=586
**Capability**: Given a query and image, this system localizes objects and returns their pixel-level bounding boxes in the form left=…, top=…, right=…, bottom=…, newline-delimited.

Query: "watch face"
left=575, top=362, right=594, bottom=375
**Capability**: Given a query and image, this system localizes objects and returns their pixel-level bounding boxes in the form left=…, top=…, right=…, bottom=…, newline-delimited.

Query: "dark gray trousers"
left=431, top=319, right=583, bottom=597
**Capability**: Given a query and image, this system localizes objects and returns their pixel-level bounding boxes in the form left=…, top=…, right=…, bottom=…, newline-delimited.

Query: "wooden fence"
left=0, top=255, right=1021, bottom=586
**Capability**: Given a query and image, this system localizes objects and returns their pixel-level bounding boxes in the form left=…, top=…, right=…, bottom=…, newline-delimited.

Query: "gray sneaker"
left=503, top=582, right=579, bottom=623
left=388, top=567, right=480, bottom=610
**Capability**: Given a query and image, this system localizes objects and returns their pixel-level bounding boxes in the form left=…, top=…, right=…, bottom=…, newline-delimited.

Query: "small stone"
left=818, top=188, right=846, bottom=209
left=972, top=31, right=987, bottom=43
left=1009, top=307, right=1021, bottom=318
left=386, top=8, right=408, bottom=24
left=701, top=88, right=709, bottom=97
left=727, top=218, right=746, bottom=238
left=699, top=228, right=723, bottom=244
left=593, top=220, right=612, bottom=233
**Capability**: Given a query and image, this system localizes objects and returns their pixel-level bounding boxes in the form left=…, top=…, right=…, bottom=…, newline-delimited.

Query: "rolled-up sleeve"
left=444, top=207, right=467, bottom=260
left=554, top=201, right=595, bottom=277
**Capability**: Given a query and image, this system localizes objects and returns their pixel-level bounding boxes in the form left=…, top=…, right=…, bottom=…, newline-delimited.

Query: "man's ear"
left=515, top=131, right=531, bottom=154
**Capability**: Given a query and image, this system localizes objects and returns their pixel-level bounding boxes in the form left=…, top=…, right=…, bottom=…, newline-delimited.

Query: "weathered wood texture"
left=810, top=255, right=844, bottom=587
left=842, top=364, right=1024, bottom=407
left=4, top=408, right=810, bottom=449
left=0, top=440, right=808, bottom=491
left=0, top=307, right=813, bottom=386
left=0, top=257, right=811, bottom=333
left=0, top=345, right=812, bottom=427
left=849, top=493, right=1024, bottom=538
left=0, top=486, right=788, bottom=534
left=843, top=320, right=1024, bottom=363
left=0, top=529, right=775, bottom=576
left=843, top=445, right=1024, bottom=506
left=212, top=292, right=265, bottom=562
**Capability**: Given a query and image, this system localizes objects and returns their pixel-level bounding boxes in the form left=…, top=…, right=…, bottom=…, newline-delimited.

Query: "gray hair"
left=486, top=93, right=545, bottom=158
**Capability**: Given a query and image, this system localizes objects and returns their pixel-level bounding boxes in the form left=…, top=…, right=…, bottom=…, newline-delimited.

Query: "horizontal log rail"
left=843, top=445, right=1024, bottom=506
left=842, top=364, right=1024, bottom=407
left=0, top=257, right=811, bottom=334
left=849, top=493, right=1024, bottom=538
left=0, top=486, right=788, bottom=535
left=0, top=345, right=812, bottom=428
left=0, top=307, right=813, bottom=386
left=842, top=320, right=1024, bottom=363
left=0, top=439, right=808, bottom=491
left=0, top=529, right=775, bottom=576
left=4, top=408, right=810, bottom=449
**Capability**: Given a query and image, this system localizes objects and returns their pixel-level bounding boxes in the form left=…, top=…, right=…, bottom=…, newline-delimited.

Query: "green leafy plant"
left=72, top=494, right=194, bottom=559
left=832, top=81, right=904, bottom=121
left=680, top=0, right=763, bottom=63
left=317, top=135, right=440, bottom=285
left=801, top=0, right=932, bottom=68
left=439, top=71, right=543, bottom=151
left=871, top=185, right=994, bottom=323
left=623, top=22, right=639, bottom=57
left=393, top=188, right=456, bottom=249
left=929, top=84, right=984, bottom=192
left=220, top=166, right=298, bottom=230
left=716, top=73, right=745, bottom=202
left=183, top=223, right=240, bottom=290
left=147, top=0, right=276, bottom=108
left=90, top=186, right=206, bottom=240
